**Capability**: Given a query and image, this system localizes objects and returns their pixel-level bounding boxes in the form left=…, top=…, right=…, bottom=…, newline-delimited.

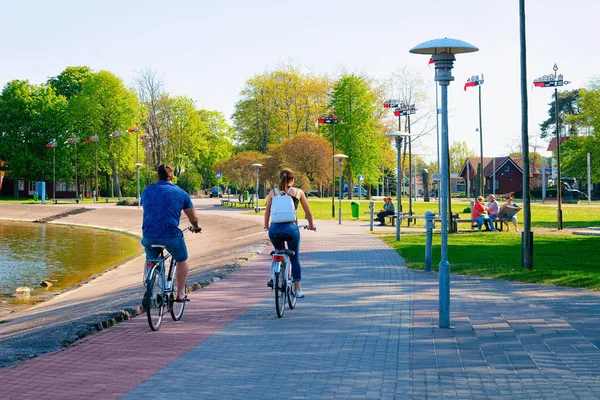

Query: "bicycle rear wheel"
left=287, top=282, right=297, bottom=309
left=274, top=263, right=286, bottom=318
left=170, top=276, right=186, bottom=321
left=145, top=268, right=165, bottom=331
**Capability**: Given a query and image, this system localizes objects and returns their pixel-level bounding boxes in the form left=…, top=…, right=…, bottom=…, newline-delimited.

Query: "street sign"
left=432, top=173, right=442, bottom=181
left=358, top=174, right=364, bottom=182
left=215, top=172, right=222, bottom=179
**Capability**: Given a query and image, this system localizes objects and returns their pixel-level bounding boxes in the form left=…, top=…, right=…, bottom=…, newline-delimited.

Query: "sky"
left=0, top=0, right=597, bottom=162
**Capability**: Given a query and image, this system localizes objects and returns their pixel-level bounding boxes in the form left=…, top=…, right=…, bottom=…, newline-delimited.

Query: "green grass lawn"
left=382, top=232, right=600, bottom=290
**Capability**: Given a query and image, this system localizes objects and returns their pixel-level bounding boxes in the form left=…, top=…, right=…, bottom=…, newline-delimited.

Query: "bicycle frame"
left=145, top=250, right=177, bottom=307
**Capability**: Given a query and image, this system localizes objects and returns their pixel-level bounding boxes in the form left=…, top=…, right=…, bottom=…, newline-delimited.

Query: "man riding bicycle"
left=141, top=164, right=202, bottom=302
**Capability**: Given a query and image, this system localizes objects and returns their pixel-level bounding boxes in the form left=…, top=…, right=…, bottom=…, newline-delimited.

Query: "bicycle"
left=269, top=224, right=313, bottom=318
left=143, top=226, right=193, bottom=331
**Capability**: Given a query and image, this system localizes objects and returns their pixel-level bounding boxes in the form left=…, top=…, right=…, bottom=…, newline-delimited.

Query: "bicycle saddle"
left=150, top=244, right=167, bottom=249
left=272, top=233, right=293, bottom=241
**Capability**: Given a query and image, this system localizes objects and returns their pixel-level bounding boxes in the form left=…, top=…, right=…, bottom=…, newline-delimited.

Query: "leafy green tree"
left=47, top=66, right=93, bottom=99
left=539, top=89, right=581, bottom=139
left=0, top=80, right=68, bottom=197
left=232, top=64, right=330, bottom=152
left=328, top=74, right=384, bottom=196
left=196, top=110, right=234, bottom=189
left=561, top=83, right=600, bottom=183
left=449, top=141, right=477, bottom=174
left=69, top=71, right=140, bottom=198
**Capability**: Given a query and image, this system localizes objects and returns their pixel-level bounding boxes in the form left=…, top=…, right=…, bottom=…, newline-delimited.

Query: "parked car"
left=210, top=187, right=223, bottom=198
left=308, top=190, right=320, bottom=198
left=343, top=185, right=367, bottom=198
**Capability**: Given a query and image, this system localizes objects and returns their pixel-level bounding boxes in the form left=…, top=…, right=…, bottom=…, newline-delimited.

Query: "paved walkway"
left=2, top=206, right=600, bottom=399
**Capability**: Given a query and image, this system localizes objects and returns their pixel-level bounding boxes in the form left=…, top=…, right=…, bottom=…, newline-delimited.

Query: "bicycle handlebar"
left=298, top=224, right=317, bottom=232
left=185, top=226, right=202, bottom=233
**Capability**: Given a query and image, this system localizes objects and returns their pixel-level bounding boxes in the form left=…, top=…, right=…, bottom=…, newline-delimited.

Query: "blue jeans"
left=268, top=222, right=301, bottom=282
left=475, top=216, right=495, bottom=231
left=141, top=232, right=188, bottom=262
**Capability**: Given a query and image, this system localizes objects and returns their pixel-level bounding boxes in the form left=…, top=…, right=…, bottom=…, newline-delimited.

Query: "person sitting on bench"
left=473, top=196, right=495, bottom=231
left=499, top=194, right=520, bottom=232
left=376, top=197, right=395, bottom=226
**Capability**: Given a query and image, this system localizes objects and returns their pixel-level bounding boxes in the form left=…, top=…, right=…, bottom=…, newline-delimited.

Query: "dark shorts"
left=141, top=234, right=188, bottom=262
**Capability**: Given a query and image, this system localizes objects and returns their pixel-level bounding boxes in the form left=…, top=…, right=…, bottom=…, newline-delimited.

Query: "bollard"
left=369, top=201, right=375, bottom=231
left=424, top=211, right=435, bottom=272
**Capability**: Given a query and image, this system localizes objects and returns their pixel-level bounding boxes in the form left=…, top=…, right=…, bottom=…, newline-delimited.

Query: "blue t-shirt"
left=142, top=180, right=193, bottom=238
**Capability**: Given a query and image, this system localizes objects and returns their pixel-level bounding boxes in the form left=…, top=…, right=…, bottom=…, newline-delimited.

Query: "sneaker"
left=267, top=279, right=273, bottom=288
left=295, top=289, right=305, bottom=298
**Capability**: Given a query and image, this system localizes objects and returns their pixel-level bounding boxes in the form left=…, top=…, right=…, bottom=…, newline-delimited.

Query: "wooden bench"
left=451, top=214, right=503, bottom=232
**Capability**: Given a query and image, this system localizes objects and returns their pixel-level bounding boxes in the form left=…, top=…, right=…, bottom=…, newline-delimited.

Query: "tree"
left=215, top=150, right=264, bottom=195
left=281, top=133, right=332, bottom=191
left=561, top=83, right=600, bottom=183
left=232, top=64, right=330, bottom=152
left=136, top=67, right=167, bottom=169
left=69, top=71, right=140, bottom=198
left=196, top=110, right=234, bottom=189
left=328, top=74, right=385, bottom=196
left=449, top=141, right=476, bottom=173
left=47, top=66, right=93, bottom=100
left=539, top=89, right=581, bottom=139
left=0, top=80, right=68, bottom=197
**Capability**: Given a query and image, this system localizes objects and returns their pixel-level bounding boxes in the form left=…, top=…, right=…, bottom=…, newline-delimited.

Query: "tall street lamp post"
left=66, top=137, right=79, bottom=200
left=534, top=63, right=569, bottom=230
left=84, top=135, right=100, bottom=202
left=332, top=154, right=348, bottom=225
left=110, top=131, right=123, bottom=199
left=251, top=163, right=262, bottom=213
left=385, top=131, right=410, bottom=241
left=127, top=124, right=141, bottom=207
left=410, top=37, right=479, bottom=329
left=45, top=139, right=57, bottom=201
left=318, top=115, right=338, bottom=217
left=465, top=74, right=485, bottom=196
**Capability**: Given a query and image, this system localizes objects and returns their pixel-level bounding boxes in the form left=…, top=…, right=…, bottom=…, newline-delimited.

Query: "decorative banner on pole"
left=318, top=116, right=338, bottom=124
left=393, top=104, right=417, bottom=117
left=464, top=74, right=484, bottom=91
left=84, top=135, right=99, bottom=144
left=533, top=66, right=570, bottom=88
left=65, top=138, right=78, bottom=144
left=110, top=131, right=123, bottom=137
left=126, top=123, right=140, bottom=133
left=45, top=139, right=57, bottom=148
left=215, top=171, right=222, bottom=179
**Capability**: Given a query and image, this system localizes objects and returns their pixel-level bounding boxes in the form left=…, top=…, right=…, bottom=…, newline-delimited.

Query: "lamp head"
left=332, top=154, right=348, bottom=159
left=251, top=163, right=263, bottom=168
left=409, top=38, right=478, bottom=55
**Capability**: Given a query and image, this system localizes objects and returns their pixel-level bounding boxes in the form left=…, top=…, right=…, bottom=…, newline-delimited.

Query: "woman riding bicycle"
left=264, top=168, right=315, bottom=298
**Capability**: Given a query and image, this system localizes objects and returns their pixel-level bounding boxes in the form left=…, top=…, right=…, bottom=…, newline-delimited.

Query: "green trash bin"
left=34, top=192, right=38, bottom=202
left=351, top=201, right=360, bottom=219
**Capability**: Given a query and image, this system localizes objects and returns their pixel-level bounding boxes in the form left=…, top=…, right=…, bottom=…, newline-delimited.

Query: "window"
left=18, top=180, right=24, bottom=191
left=504, top=166, right=510, bottom=172
left=494, top=181, right=499, bottom=190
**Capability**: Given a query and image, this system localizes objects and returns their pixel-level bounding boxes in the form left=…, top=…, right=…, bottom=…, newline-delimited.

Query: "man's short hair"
left=157, top=164, right=174, bottom=181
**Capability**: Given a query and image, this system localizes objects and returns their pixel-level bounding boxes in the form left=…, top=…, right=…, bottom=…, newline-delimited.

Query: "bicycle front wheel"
left=274, top=263, right=286, bottom=318
left=145, top=268, right=165, bottom=331
left=170, top=276, right=186, bottom=321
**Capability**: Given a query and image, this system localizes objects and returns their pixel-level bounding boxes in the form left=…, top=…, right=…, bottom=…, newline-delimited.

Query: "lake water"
left=0, top=220, right=142, bottom=314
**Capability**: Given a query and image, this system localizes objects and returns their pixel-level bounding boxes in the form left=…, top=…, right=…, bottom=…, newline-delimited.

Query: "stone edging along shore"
left=0, top=203, right=267, bottom=367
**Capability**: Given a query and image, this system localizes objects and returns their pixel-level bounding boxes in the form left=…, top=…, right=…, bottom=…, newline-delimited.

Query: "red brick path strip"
left=0, top=251, right=272, bottom=400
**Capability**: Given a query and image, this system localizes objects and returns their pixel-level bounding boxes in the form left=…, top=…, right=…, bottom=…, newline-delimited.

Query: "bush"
left=116, top=198, right=138, bottom=206
left=462, top=207, right=472, bottom=214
